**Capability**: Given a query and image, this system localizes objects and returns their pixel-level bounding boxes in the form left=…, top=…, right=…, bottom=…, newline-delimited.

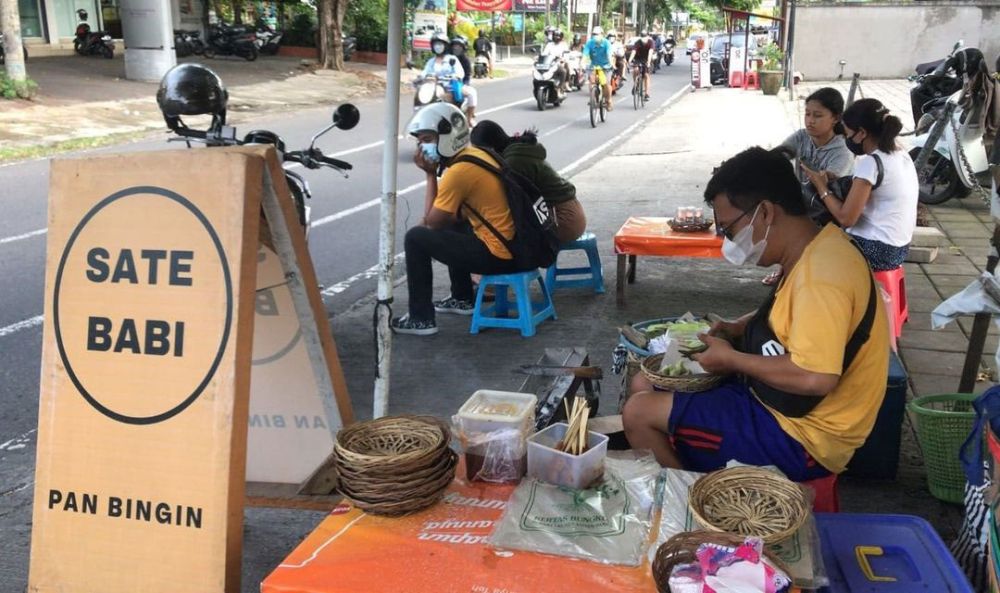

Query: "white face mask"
left=721, top=205, right=770, bottom=267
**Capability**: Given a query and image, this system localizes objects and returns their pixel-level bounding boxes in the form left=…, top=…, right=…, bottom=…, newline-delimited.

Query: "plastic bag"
left=458, top=427, right=527, bottom=483
left=931, top=272, right=1000, bottom=371
left=489, top=454, right=660, bottom=566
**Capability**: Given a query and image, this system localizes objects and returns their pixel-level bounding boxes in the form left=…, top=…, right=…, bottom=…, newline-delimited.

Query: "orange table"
left=261, top=477, right=657, bottom=593
left=613, top=217, right=722, bottom=307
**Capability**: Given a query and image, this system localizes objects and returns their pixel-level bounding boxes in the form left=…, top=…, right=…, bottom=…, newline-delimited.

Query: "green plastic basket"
left=907, top=393, right=977, bottom=504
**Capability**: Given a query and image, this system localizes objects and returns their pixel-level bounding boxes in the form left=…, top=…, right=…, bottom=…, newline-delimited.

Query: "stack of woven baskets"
left=334, top=415, right=457, bottom=516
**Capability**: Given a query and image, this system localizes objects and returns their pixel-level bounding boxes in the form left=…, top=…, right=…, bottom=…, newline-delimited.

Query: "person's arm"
left=695, top=339, right=840, bottom=396
left=449, top=57, right=465, bottom=81
left=803, top=161, right=873, bottom=227
left=422, top=59, right=435, bottom=77
left=424, top=206, right=454, bottom=230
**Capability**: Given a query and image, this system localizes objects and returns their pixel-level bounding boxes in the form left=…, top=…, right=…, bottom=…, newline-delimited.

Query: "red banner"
left=456, top=0, right=512, bottom=10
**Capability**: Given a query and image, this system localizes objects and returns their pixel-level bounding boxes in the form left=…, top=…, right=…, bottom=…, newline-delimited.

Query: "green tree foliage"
left=346, top=0, right=389, bottom=51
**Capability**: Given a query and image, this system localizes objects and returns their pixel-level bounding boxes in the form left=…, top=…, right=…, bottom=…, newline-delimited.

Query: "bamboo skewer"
left=557, top=397, right=590, bottom=455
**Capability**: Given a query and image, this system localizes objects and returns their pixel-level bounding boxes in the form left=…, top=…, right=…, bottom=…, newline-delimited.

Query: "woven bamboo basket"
left=640, top=353, right=724, bottom=393
left=651, top=530, right=791, bottom=593
left=688, top=467, right=809, bottom=544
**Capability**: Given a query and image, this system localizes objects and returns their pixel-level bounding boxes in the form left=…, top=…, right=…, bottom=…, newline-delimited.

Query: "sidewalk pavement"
left=0, top=54, right=535, bottom=153
left=328, top=79, right=993, bottom=541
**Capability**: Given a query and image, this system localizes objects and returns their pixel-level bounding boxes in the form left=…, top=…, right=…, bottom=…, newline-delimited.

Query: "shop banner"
left=457, top=0, right=513, bottom=10
left=576, top=0, right=597, bottom=13
left=513, top=0, right=558, bottom=12
left=28, top=149, right=262, bottom=593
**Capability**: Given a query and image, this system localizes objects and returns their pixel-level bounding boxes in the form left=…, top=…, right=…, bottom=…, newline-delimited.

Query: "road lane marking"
left=321, top=252, right=405, bottom=297
left=0, top=315, right=43, bottom=338
left=0, top=228, right=46, bottom=245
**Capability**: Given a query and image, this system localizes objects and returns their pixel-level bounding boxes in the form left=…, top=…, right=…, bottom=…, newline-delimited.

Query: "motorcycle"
left=174, top=29, right=205, bottom=57
left=531, top=50, right=567, bottom=110
left=73, top=9, right=115, bottom=59
left=0, top=32, right=28, bottom=66
left=910, top=46, right=993, bottom=205
left=564, top=50, right=586, bottom=91
left=661, top=39, right=675, bottom=67
left=254, top=20, right=283, bottom=56
left=167, top=103, right=360, bottom=233
left=473, top=54, right=489, bottom=79
left=909, top=41, right=976, bottom=127
left=204, top=22, right=258, bottom=61
left=412, top=74, right=469, bottom=114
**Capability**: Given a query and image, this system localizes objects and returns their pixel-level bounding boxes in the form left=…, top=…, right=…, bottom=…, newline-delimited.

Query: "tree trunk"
left=233, top=0, right=243, bottom=24
left=318, top=0, right=345, bottom=70
left=1, top=0, right=28, bottom=83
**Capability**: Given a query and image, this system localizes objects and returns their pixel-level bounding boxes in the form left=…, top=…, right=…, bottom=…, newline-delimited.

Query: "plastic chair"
left=728, top=69, right=745, bottom=88
left=743, top=70, right=759, bottom=90
left=470, top=270, right=557, bottom=337
left=801, top=473, right=840, bottom=513
left=874, top=267, right=908, bottom=338
left=545, top=231, right=605, bottom=294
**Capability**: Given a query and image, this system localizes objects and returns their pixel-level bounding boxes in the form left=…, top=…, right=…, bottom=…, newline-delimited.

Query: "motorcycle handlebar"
left=284, top=149, right=352, bottom=171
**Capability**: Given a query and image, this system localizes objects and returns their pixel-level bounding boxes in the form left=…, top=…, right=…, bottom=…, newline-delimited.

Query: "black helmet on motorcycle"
left=553, top=30, right=564, bottom=42
left=572, top=32, right=582, bottom=46
left=242, top=129, right=286, bottom=155
left=76, top=8, right=88, bottom=20
left=450, top=36, right=468, bottom=54
left=431, top=32, right=449, bottom=56
left=156, top=63, right=228, bottom=135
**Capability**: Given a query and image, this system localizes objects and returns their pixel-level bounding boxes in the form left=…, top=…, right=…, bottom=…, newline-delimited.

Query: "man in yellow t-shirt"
left=623, top=147, right=890, bottom=481
left=391, top=103, right=519, bottom=336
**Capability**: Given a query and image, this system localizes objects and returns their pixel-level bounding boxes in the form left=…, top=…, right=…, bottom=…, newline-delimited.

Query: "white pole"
left=374, top=0, right=404, bottom=419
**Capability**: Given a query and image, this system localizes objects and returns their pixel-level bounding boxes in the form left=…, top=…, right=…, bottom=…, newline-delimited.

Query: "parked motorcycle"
left=910, top=46, right=993, bottom=205
left=0, top=32, right=28, bottom=66
left=168, top=103, right=359, bottom=231
left=174, top=29, right=205, bottom=57
left=73, top=9, right=115, bottom=59
left=205, top=22, right=258, bottom=61
left=531, top=51, right=566, bottom=111
left=254, top=20, right=283, bottom=56
left=909, top=41, right=978, bottom=127
left=473, top=54, right=489, bottom=79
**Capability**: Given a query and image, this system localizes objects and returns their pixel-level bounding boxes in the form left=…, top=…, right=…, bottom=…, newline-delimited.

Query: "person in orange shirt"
left=623, top=147, right=890, bottom=481
left=391, top=103, right=520, bottom=336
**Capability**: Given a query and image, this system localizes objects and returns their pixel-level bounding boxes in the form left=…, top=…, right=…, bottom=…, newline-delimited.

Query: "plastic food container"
left=456, top=390, right=537, bottom=482
left=527, top=422, right=609, bottom=490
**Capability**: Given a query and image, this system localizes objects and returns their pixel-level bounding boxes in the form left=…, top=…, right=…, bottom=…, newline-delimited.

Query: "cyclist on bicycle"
left=582, top=25, right=613, bottom=110
left=606, top=30, right=627, bottom=85
left=628, top=30, right=654, bottom=101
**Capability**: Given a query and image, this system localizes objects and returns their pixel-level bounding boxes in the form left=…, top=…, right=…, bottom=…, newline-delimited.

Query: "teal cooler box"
left=845, top=351, right=907, bottom=479
left=816, top=513, right=973, bottom=592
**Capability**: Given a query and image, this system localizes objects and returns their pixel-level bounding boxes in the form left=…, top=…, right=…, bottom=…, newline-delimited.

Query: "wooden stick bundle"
left=557, top=397, right=590, bottom=455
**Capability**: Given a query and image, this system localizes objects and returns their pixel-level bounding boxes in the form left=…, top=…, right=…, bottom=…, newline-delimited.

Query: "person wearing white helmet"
left=607, top=30, right=627, bottom=87
left=582, top=25, right=613, bottom=110
left=392, top=103, right=520, bottom=336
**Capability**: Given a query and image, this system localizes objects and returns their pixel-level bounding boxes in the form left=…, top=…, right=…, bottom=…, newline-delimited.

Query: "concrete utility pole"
left=1, top=0, right=28, bottom=84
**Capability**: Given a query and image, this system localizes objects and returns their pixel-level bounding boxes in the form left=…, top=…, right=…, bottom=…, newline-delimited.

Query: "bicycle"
left=631, top=61, right=649, bottom=110
left=589, top=66, right=608, bottom=128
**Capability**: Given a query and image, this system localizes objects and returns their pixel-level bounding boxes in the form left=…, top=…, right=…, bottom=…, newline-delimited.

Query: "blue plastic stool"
left=470, top=270, right=557, bottom=337
left=545, top=231, right=605, bottom=294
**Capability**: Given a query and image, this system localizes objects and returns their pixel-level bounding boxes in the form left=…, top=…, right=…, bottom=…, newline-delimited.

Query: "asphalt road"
left=0, top=55, right=692, bottom=591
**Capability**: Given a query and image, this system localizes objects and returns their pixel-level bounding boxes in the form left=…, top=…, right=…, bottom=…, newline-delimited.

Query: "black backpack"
left=810, top=153, right=884, bottom=227
left=452, top=149, right=561, bottom=270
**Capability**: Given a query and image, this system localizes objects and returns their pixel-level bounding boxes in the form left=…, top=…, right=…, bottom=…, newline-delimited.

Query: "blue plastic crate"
left=816, top=513, right=973, bottom=593
left=845, top=350, right=908, bottom=479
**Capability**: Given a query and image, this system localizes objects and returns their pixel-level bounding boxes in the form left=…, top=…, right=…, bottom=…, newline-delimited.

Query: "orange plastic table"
left=261, top=477, right=657, bottom=593
left=614, top=217, right=722, bottom=306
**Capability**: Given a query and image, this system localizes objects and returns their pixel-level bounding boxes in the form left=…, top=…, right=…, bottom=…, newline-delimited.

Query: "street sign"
left=576, top=0, right=597, bottom=13
left=513, top=0, right=558, bottom=13
left=691, top=47, right=711, bottom=89
left=510, top=12, right=524, bottom=32
left=457, top=0, right=512, bottom=10
left=412, top=0, right=447, bottom=51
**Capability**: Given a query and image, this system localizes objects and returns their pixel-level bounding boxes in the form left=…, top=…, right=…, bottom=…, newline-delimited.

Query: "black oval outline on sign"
left=52, top=185, right=233, bottom=425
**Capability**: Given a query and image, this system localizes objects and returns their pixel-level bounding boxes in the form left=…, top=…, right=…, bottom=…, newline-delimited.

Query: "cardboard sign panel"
left=29, top=150, right=262, bottom=593
left=247, top=246, right=337, bottom=484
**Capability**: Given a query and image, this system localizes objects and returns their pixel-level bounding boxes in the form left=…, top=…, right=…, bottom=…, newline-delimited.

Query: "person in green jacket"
left=470, top=120, right=587, bottom=244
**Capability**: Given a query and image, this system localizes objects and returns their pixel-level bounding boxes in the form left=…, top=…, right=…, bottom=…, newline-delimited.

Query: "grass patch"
left=0, top=131, right=152, bottom=163
left=492, top=69, right=510, bottom=78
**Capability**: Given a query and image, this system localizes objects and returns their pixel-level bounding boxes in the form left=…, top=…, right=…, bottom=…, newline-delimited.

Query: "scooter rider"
left=422, top=32, right=466, bottom=110
left=583, top=26, right=614, bottom=110
left=449, top=36, right=478, bottom=125
left=542, top=28, right=571, bottom=93
left=607, top=30, right=627, bottom=84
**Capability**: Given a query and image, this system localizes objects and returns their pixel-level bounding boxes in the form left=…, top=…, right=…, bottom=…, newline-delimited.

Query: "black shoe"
left=390, top=314, right=438, bottom=336
left=434, top=296, right=475, bottom=316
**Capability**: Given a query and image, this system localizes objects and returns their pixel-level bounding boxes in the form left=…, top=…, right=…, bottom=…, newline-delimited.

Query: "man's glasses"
left=714, top=209, right=752, bottom=240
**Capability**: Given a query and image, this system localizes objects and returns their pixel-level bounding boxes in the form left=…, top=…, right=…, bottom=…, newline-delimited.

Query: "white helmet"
left=406, top=103, right=469, bottom=158
left=607, top=30, right=617, bottom=39
left=591, top=26, right=603, bottom=36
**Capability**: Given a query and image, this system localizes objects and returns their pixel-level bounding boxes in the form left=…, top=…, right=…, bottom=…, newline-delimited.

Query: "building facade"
left=19, top=0, right=204, bottom=48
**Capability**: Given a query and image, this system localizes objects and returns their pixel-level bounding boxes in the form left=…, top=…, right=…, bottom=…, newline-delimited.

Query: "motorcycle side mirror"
left=333, top=103, right=360, bottom=130
left=530, top=47, right=538, bottom=54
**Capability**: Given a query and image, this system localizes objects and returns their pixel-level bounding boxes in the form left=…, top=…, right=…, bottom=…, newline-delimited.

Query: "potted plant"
left=758, top=43, right=784, bottom=96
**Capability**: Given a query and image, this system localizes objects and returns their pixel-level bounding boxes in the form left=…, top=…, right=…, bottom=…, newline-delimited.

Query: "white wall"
left=793, top=1, right=1000, bottom=80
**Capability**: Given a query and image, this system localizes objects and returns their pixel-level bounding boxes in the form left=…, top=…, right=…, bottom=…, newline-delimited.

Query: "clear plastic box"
left=455, top=390, right=537, bottom=482
left=527, top=422, right=609, bottom=490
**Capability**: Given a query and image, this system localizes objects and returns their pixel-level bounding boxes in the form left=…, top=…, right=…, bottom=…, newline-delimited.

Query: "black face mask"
left=845, top=132, right=866, bottom=156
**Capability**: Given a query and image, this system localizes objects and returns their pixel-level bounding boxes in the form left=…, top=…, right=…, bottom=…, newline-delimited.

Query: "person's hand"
left=414, top=147, right=437, bottom=174
left=800, top=162, right=830, bottom=192
left=708, top=319, right=743, bottom=343
left=691, top=334, right=737, bottom=375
